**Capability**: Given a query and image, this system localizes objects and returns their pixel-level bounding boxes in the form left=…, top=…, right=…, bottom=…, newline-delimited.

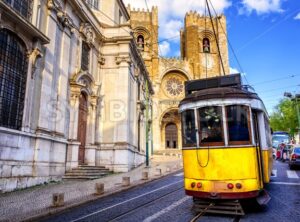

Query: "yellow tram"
left=179, top=74, right=273, bottom=203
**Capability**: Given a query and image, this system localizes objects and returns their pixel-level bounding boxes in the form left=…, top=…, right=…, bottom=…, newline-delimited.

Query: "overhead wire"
left=207, top=0, right=249, bottom=85
left=205, top=0, right=226, bottom=76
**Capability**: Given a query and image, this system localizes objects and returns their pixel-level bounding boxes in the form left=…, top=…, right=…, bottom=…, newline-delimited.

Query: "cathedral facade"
left=128, top=6, right=230, bottom=151
left=0, top=0, right=230, bottom=193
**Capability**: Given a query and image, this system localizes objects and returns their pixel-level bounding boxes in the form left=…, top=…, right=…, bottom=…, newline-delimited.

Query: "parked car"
left=289, top=145, right=300, bottom=169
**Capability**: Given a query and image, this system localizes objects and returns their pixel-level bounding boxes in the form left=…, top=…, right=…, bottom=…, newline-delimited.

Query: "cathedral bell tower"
left=127, top=5, right=159, bottom=81
left=181, top=11, right=230, bottom=79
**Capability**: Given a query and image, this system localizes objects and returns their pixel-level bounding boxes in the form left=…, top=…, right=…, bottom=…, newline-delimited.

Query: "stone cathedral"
left=0, top=0, right=230, bottom=192
left=128, top=6, right=230, bottom=151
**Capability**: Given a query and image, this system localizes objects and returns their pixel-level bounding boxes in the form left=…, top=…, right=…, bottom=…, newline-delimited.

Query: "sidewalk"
left=0, top=155, right=183, bottom=222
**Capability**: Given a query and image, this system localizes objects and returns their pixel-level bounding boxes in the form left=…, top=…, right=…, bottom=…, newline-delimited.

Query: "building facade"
left=0, top=0, right=153, bottom=192
left=128, top=8, right=230, bottom=151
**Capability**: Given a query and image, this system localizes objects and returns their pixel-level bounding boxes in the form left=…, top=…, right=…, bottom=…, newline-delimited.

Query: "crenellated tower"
left=181, top=11, right=229, bottom=78
left=127, top=5, right=159, bottom=81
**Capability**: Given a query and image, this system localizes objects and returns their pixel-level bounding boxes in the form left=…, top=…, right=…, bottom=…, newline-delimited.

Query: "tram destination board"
left=185, top=73, right=242, bottom=95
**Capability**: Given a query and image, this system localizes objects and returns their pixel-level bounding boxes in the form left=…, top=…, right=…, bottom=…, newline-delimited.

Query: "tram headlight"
left=197, top=182, right=202, bottom=188
left=191, top=182, right=196, bottom=188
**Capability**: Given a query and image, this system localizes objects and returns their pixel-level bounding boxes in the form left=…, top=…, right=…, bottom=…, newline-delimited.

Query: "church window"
left=137, top=35, right=145, bottom=51
left=3, top=0, right=33, bottom=21
left=81, top=42, right=90, bottom=71
left=85, top=0, right=99, bottom=10
left=0, top=29, right=28, bottom=130
left=203, top=38, right=210, bottom=53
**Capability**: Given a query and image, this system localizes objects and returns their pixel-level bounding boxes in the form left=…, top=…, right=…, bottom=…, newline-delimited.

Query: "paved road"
left=42, top=161, right=300, bottom=222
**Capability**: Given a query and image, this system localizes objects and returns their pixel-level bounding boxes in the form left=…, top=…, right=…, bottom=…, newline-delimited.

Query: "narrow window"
left=0, top=29, right=28, bottom=130
left=137, top=35, right=145, bottom=51
left=81, top=42, right=90, bottom=71
left=119, top=10, right=123, bottom=24
left=198, top=106, right=224, bottom=146
left=167, top=141, right=170, bottom=148
left=3, top=0, right=33, bottom=20
left=203, top=38, right=210, bottom=53
left=226, top=105, right=251, bottom=145
left=85, top=0, right=99, bottom=10
left=181, top=109, right=197, bottom=147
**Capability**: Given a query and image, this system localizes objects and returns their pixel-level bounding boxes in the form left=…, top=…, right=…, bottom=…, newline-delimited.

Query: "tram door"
left=252, top=110, right=264, bottom=187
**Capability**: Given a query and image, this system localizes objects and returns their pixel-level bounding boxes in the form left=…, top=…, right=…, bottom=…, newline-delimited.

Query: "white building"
left=0, top=0, right=153, bottom=192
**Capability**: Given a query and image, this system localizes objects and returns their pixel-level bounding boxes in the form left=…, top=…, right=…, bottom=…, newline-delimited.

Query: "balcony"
left=3, top=0, right=33, bottom=21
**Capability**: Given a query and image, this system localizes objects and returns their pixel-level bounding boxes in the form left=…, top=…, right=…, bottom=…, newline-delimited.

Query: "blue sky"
left=124, top=0, right=300, bottom=114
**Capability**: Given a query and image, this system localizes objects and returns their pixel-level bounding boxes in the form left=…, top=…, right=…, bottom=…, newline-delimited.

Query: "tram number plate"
left=214, top=182, right=227, bottom=190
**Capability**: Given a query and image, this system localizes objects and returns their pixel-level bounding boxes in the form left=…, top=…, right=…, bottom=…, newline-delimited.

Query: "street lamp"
left=284, top=92, right=300, bottom=142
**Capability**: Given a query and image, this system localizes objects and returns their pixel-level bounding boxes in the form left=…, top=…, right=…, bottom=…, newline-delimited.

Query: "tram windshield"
left=198, top=106, right=224, bottom=145
left=181, top=110, right=197, bottom=147
left=226, top=105, right=251, bottom=145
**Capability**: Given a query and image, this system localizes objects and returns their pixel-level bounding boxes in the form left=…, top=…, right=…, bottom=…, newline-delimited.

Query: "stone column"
left=85, top=96, right=97, bottom=166
left=66, top=86, right=81, bottom=170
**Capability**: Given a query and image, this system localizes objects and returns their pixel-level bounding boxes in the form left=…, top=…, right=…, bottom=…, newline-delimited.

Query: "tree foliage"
left=269, top=99, right=299, bottom=136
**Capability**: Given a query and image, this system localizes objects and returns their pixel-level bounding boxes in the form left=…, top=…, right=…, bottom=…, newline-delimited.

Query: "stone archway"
left=161, top=109, right=181, bottom=150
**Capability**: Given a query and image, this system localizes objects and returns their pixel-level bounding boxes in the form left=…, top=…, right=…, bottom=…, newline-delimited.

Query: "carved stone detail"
left=80, top=23, right=95, bottom=45
left=98, top=57, right=105, bottom=66
left=115, top=56, right=132, bottom=65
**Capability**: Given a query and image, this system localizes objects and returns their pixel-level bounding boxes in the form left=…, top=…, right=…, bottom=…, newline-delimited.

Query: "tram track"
left=107, top=186, right=184, bottom=222
left=189, top=200, right=243, bottom=222
left=190, top=210, right=242, bottom=222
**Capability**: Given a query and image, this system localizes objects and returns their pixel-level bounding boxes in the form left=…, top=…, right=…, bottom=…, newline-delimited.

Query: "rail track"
left=108, top=185, right=184, bottom=222
left=189, top=199, right=244, bottom=222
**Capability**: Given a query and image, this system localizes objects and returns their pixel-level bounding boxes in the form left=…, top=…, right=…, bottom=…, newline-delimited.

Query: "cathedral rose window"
left=165, top=77, right=184, bottom=96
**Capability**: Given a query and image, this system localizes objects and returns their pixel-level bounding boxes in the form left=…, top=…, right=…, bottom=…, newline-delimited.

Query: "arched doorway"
left=77, top=92, right=88, bottom=164
left=165, top=123, right=178, bottom=149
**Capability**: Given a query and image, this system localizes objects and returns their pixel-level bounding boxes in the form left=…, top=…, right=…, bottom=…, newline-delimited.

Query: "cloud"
left=124, top=0, right=231, bottom=55
left=159, top=41, right=170, bottom=56
left=294, top=13, right=300, bottom=20
left=160, top=20, right=183, bottom=40
left=230, top=67, right=239, bottom=74
left=240, top=0, right=284, bottom=14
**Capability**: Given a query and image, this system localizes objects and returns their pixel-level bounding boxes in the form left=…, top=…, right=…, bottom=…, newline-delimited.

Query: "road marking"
left=174, top=172, right=184, bottom=177
left=287, top=170, right=299, bottom=179
left=270, top=182, right=300, bottom=186
left=271, top=170, right=277, bottom=177
left=142, top=196, right=190, bottom=222
left=70, top=180, right=183, bottom=222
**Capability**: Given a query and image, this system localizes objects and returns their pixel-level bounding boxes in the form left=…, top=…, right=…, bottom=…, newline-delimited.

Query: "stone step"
left=64, top=165, right=111, bottom=180
left=65, top=171, right=110, bottom=176
left=75, top=165, right=106, bottom=169
left=63, top=175, right=105, bottom=180
left=70, top=168, right=109, bottom=172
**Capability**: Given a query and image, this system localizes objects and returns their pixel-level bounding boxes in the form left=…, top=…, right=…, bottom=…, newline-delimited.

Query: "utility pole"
left=145, top=80, right=149, bottom=167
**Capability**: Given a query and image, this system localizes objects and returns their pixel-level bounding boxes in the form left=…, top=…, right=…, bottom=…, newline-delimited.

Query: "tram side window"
left=182, top=110, right=197, bottom=147
left=198, top=106, right=224, bottom=146
left=226, top=105, right=251, bottom=145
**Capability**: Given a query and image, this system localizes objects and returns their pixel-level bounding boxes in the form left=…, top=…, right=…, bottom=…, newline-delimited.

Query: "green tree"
left=269, top=99, right=298, bottom=136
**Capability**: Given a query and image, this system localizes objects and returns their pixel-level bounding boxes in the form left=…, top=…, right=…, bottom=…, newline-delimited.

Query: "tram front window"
left=226, top=105, right=251, bottom=145
left=182, top=110, right=197, bottom=147
left=198, top=106, right=224, bottom=146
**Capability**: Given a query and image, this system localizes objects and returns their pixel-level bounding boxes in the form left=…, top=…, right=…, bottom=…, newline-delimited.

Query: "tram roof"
left=179, top=86, right=261, bottom=106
